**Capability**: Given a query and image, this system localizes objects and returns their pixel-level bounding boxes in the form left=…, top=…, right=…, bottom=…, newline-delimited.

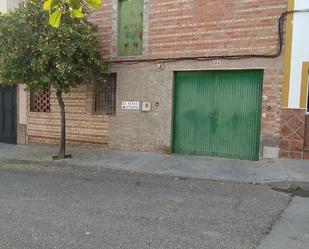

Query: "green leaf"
left=68, top=0, right=82, bottom=10
left=50, top=0, right=61, bottom=10
left=70, top=8, right=84, bottom=18
left=43, top=0, right=52, bottom=11
left=49, top=10, right=62, bottom=28
left=85, top=0, right=102, bottom=9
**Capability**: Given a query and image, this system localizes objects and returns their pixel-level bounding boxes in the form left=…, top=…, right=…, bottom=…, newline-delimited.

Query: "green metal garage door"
left=173, top=70, right=263, bottom=161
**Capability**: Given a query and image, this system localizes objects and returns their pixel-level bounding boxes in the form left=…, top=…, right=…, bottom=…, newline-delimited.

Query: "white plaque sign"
left=122, top=101, right=140, bottom=110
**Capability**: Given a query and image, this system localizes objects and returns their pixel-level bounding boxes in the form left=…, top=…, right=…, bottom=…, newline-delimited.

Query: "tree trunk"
left=56, top=90, right=66, bottom=159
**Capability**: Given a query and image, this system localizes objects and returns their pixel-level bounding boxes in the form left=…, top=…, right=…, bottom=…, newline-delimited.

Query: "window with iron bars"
left=30, top=89, right=51, bottom=112
left=95, top=73, right=117, bottom=115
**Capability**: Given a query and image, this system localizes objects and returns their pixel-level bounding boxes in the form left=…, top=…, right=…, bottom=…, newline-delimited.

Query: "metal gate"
left=173, top=70, right=263, bottom=160
left=0, top=86, right=17, bottom=144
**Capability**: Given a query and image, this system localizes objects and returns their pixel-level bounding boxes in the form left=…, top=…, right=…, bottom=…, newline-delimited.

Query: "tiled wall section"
left=280, top=108, right=306, bottom=159
left=305, top=115, right=309, bottom=148
left=304, top=115, right=309, bottom=159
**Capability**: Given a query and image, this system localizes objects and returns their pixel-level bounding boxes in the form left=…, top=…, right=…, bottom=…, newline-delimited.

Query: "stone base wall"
left=109, top=58, right=284, bottom=156
left=280, top=108, right=306, bottom=159
left=25, top=58, right=285, bottom=159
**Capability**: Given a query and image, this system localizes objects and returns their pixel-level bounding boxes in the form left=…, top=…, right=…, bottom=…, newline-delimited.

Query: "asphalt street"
left=0, top=165, right=290, bottom=249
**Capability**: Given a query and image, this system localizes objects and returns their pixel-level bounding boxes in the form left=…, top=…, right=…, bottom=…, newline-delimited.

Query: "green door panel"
left=118, top=0, right=144, bottom=56
left=194, top=71, right=217, bottom=156
left=172, top=73, right=196, bottom=154
left=173, top=70, right=263, bottom=161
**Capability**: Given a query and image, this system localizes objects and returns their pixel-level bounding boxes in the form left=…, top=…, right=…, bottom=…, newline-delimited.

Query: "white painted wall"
left=0, top=0, right=21, bottom=13
left=7, top=0, right=20, bottom=10
left=289, top=0, right=309, bottom=108
left=0, top=0, right=8, bottom=13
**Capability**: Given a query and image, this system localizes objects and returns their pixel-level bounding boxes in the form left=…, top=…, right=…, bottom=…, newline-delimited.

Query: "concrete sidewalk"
left=0, top=143, right=308, bottom=184
left=257, top=197, right=309, bottom=249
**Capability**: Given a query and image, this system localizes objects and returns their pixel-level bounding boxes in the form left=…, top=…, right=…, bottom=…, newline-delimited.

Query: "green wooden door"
left=118, top=0, right=144, bottom=56
left=173, top=70, right=263, bottom=160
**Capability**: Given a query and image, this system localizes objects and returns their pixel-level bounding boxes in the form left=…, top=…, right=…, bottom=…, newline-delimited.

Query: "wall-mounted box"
left=142, top=102, right=151, bottom=112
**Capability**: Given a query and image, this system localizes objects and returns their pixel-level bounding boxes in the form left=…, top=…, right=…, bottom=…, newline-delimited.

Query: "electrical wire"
left=108, top=9, right=309, bottom=65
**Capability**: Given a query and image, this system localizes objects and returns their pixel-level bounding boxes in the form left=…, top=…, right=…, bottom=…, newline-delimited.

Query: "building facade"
left=0, top=0, right=27, bottom=145
left=3, top=0, right=309, bottom=160
left=280, top=0, right=309, bottom=159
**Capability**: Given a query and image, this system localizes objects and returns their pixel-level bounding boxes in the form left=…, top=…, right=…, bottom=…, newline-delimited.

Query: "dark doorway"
left=0, top=86, right=17, bottom=144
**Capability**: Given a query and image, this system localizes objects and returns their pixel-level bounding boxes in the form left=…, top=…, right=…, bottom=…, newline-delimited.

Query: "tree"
left=43, top=0, right=102, bottom=28
left=0, top=0, right=107, bottom=159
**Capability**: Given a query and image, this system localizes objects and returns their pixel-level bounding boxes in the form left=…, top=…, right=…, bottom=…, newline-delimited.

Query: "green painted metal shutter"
left=118, top=0, right=144, bottom=56
left=173, top=70, right=263, bottom=161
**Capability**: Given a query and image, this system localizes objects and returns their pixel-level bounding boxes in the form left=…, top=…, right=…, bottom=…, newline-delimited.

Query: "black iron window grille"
left=95, top=73, right=117, bottom=115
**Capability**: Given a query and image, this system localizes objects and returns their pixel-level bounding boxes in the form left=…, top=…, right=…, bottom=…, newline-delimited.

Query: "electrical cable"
left=108, top=9, right=309, bottom=65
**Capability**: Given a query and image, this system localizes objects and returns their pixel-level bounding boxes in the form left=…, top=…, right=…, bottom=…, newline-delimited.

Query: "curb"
left=1, top=158, right=309, bottom=189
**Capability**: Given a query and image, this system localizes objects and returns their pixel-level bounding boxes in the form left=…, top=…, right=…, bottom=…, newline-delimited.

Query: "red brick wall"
left=27, top=0, right=288, bottom=153
left=92, top=0, right=287, bottom=59
left=261, top=66, right=285, bottom=148
left=27, top=85, right=109, bottom=147
left=91, top=0, right=288, bottom=153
